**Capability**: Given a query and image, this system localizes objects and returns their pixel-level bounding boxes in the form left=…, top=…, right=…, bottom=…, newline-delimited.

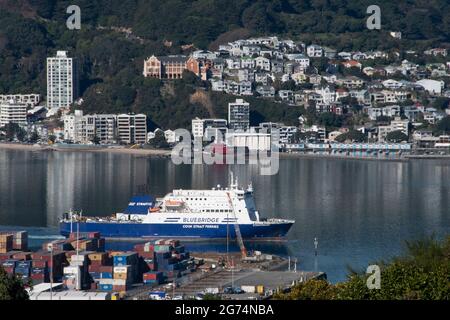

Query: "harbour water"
left=0, top=148, right=449, bottom=282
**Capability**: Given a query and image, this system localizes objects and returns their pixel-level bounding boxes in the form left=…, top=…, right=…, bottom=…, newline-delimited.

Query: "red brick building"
left=143, top=55, right=202, bottom=79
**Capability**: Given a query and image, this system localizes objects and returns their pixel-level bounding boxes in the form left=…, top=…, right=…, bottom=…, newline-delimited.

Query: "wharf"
left=172, top=269, right=325, bottom=299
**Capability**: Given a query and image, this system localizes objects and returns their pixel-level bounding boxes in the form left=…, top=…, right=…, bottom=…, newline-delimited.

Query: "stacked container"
left=30, top=260, right=49, bottom=283
left=12, top=231, right=28, bottom=251
left=143, top=271, right=164, bottom=285
left=43, top=240, right=73, bottom=252
left=14, top=260, right=32, bottom=280
left=0, top=234, right=13, bottom=253
left=1, top=259, right=17, bottom=274
left=31, top=251, right=66, bottom=282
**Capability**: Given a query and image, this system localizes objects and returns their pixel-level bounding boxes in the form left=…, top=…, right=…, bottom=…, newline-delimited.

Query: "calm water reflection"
left=0, top=149, right=449, bottom=282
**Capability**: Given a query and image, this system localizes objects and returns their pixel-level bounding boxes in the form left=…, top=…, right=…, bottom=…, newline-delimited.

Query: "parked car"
left=195, top=293, right=205, bottom=300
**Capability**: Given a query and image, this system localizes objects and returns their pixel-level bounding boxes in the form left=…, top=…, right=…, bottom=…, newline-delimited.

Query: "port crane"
left=226, top=173, right=247, bottom=260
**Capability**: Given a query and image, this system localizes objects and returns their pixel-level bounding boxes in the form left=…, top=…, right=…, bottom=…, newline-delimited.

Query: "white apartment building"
left=226, top=132, right=271, bottom=151
left=0, top=101, right=28, bottom=127
left=117, top=114, right=147, bottom=144
left=63, top=110, right=117, bottom=143
left=378, top=117, right=409, bottom=142
left=47, top=51, right=78, bottom=110
left=0, top=94, right=40, bottom=107
left=191, top=118, right=228, bottom=141
left=306, top=45, right=323, bottom=57
left=228, top=99, right=250, bottom=132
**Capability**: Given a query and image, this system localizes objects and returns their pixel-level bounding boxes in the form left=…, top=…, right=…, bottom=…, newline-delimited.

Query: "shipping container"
left=0, top=234, right=13, bottom=253
left=143, top=279, right=161, bottom=285
left=143, top=271, right=163, bottom=281
left=14, top=267, right=30, bottom=277
left=112, top=252, right=138, bottom=266
left=154, top=245, right=172, bottom=253
left=0, top=253, right=15, bottom=261
left=99, top=266, right=113, bottom=273
left=16, top=260, right=32, bottom=268
left=100, top=272, right=113, bottom=279
left=69, top=232, right=101, bottom=240
left=64, top=266, right=81, bottom=274
left=31, top=267, right=49, bottom=275
left=99, top=284, right=113, bottom=291
left=12, top=252, right=32, bottom=260
left=88, top=252, right=108, bottom=262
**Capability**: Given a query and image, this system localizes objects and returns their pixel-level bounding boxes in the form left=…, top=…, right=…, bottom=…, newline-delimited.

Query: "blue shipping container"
left=100, top=272, right=113, bottom=279
left=144, top=279, right=160, bottom=285
left=17, top=261, right=32, bottom=268
left=99, top=284, right=113, bottom=291
left=113, top=253, right=137, bottom=266
left=31, top=267, right=49, bottom=275
left=14, top=267, right=30, bottom=276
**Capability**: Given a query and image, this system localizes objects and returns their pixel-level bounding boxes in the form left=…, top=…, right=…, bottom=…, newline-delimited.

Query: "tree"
left=16, top=127, right=26, bottom=142
left=274, top=279, right=339, bottom=300
left=0, top=267, right=29, bottom=300
left=386, top=130, right=408, bottom=143
left=435, top=116, right=450, bottom=134
left=335, top=130, right=366, bottom=143
left=2, top=123, right=26, bottom=142
left=432, top=97, right=450, bottom=111
left=28, top=130, right=40, bottom=143
left=91, top=135, right=100, bottom=145
left=317, top=112, right=343, bottom=129
left=148, top=130, right=169, bottom=149
left=275, top=236, right=450, bottom=300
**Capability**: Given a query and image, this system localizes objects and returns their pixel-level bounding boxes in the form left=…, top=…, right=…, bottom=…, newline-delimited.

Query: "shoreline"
left=1, top=142, right=449, bottom=161
left=0, top=142, right=172, bottom=157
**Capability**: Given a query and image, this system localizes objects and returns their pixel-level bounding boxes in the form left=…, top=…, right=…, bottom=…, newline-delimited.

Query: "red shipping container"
left=31, top=274, right=49, bottom=281
left=89, top=261, right=103, bottom=267
left=143, top=273, right=158, bottom=280
left=88, top=265, right=101, bottom=273
left=0, top=253, right=15, bottom=261
left=12, top=252, right=32, bottom=260
left=99, top=266, right=113, bottom=273
left=32, top=260, right=48, bottom=268
left=113, top=285, right=128, bottom=292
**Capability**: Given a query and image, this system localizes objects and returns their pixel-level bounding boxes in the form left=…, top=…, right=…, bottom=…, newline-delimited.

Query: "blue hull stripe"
left=60, top=222, right=293, bottom=239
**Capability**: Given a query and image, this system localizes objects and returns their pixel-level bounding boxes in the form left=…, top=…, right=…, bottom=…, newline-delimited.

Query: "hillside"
left=0, top=0, right=449, bottom=129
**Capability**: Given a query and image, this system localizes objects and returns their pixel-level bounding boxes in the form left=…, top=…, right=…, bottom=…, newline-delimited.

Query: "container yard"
left=0, top=230, right=325, bottom=300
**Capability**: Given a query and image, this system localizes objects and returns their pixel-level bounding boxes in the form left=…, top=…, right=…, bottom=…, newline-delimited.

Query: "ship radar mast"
left=229, top=170, right=238, bottom=190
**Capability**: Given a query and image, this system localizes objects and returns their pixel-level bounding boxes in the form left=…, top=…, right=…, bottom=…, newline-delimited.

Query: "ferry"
left=59, top=176, right=294, bottom=240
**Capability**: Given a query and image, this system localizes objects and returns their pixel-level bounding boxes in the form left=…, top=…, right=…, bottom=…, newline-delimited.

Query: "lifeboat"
left=164, top=200, right=185, bottom=210
left=150, top=207, right=160, bottom=212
